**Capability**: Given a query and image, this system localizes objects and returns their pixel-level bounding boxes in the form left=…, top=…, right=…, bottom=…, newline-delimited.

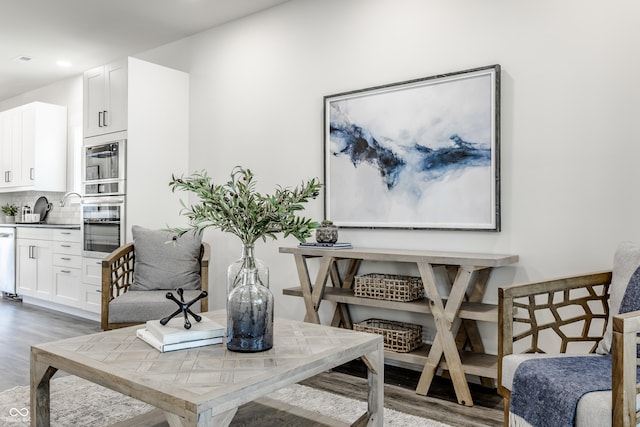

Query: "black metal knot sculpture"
left=160, top=287, right=208, bottom=329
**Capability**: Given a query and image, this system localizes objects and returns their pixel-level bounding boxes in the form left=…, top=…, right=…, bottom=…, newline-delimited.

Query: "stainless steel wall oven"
left=82, top=133, right=126, bottom=257
left=83, top=137, right=126, bottom=196
left=81, top=196, right=125, bottom=257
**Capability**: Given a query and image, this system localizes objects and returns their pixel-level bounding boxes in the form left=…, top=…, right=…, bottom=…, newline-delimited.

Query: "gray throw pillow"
left=596, top=241, right=640, bottom=355
left=130, top=225, right=203, bottom=291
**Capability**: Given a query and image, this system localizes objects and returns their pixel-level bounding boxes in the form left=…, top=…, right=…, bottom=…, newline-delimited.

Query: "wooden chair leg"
left=503, top=396, right=510, bottom=426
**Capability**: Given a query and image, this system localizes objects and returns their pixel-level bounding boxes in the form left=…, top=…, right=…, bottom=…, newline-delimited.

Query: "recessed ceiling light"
left=56, top=60, right=72, bottom=68
left=14, top=55, right=32, bottom=63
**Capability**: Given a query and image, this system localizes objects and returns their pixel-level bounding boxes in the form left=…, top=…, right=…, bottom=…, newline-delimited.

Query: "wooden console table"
left=279, top=246, right=518, bottom=407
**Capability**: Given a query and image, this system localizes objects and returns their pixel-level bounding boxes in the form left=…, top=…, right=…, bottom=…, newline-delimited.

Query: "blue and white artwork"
left=325, top=65, right=499, bottom=230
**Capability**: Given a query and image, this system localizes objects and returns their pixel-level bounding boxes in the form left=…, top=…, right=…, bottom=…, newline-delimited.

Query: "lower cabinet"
left=51, top=229, right=82, bottom=306
left=16, top=236, right=53, bottom=299
left=81, top=257, right=103, bottom=314
left=16, top=227, right=91, bottom=315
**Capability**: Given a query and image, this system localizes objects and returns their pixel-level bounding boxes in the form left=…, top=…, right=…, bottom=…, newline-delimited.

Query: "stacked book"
left=299, top=242, right=352, bottom=249
left=136, top=316, right=225, bottom=352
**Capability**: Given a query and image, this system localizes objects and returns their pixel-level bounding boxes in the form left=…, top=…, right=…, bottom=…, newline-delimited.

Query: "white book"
left=136, top=328, right=223, bottom=353
left=146, top=315, right=225, bottom=345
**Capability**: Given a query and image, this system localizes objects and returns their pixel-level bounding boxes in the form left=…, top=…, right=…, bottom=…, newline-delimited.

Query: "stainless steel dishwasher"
left=0, top=227, right=15, bottom=294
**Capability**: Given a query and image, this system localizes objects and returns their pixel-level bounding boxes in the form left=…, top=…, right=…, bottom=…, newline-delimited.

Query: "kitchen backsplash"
left=0, top=191, right=80, bottom=224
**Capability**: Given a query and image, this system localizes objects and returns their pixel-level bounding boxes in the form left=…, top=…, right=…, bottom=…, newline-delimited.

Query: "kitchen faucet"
left=60, top=192, right=82, bottom=207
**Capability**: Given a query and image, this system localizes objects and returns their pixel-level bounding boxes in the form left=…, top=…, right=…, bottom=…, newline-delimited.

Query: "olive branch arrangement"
left=168, top=166, right=322, bottom=244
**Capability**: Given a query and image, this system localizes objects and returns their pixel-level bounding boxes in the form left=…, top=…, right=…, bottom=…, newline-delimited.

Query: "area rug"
left=0, top=375, right=451, bottom=426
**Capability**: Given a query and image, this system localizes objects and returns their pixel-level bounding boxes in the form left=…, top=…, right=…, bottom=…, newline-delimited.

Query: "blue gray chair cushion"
left=129, top=225, right=202, bottom=291
left=501, top=353, right=640, bottom=427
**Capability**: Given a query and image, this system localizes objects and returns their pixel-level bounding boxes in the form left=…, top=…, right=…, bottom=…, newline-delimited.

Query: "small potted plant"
left=1, top=203, right=18, bottom=223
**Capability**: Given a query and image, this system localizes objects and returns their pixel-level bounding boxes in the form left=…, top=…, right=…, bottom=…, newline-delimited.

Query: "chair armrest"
left=498, top=271, right=612, bottom=397
left=612, top=310, right=640, bottom=426
left=199, top=242, right=210, bottom=311
left=101, top=243, right=135, bottom=330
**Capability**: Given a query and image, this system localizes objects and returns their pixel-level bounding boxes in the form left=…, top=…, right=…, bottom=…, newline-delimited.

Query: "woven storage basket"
left=354, top=273, right=425, bottom=302
left=354, top=319, right=423, bottom=353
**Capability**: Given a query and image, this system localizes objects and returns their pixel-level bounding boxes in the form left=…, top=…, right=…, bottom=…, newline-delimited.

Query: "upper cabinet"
left=81, top=56, right=189, bottom=242
left=83, top=59, right=128, bottom=138
left=0, top=102, right=67, bottom=192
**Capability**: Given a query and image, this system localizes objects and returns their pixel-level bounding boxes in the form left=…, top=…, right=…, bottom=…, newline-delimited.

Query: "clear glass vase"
left=227, top=244, right=269, bottom=298
left=226, top=266, right=274, bottom=352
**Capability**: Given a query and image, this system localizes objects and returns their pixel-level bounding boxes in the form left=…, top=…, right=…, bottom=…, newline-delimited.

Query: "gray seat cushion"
left=130, top=225, right=202, bottom=291
left=108, top=290, right=203, bottom=323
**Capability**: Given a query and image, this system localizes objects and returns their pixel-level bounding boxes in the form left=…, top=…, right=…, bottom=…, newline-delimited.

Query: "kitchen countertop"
left=0, top=223, right=80, bottom=229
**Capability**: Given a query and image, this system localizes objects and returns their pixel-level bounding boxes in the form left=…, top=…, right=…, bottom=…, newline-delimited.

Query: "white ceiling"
left=0, top=0, right=290, bottom=102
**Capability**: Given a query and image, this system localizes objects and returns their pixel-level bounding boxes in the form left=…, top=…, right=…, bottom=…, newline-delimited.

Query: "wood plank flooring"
left=0, top=296, right=502, bottom=426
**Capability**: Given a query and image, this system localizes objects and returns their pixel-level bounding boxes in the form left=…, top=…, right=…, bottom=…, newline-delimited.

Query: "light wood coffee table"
left=30, top=309, right=384, bottom=427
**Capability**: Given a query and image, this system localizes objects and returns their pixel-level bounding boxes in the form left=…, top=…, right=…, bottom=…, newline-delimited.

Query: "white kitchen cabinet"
left=16, top=229, right=53, bottom=300
left=81, top=257, right=103, bottom=313
left=84, top=59, right=127, bottom=137
left=0, top=102, right=67, bottom=192
left=52, top=229, right=82, bottom=306
left=0, top=109, right=22, bottom=188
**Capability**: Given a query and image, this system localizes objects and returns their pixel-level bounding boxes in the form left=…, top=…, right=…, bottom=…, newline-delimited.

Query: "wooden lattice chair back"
left=502, top=273, right=611, bottom=356
left=108, top=243, right=135, bottom=299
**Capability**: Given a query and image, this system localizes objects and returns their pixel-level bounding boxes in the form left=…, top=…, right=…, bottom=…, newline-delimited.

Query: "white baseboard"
left=21, top=296, right=100, bottom=323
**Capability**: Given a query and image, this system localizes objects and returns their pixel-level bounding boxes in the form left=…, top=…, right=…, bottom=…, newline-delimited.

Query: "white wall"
left=135, top=0, right=639, bottom=353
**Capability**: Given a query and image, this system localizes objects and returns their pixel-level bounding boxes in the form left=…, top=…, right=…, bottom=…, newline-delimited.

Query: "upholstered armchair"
left=498, top=242, right=640, bottom=427
left=101, top=226, right=210, bottom=331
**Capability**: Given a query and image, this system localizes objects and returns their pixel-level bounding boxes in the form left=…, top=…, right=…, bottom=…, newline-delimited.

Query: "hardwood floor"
left=0, top=295, right=101, bottom=391
left=0, top=296, right=502, bottom=426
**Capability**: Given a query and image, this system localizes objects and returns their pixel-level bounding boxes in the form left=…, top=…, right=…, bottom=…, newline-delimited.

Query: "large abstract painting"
left=324, top=65, right=500, bottom=230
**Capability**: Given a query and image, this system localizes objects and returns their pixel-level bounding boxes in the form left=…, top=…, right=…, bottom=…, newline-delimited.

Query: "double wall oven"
left=82, top=134, right=126, bottom=257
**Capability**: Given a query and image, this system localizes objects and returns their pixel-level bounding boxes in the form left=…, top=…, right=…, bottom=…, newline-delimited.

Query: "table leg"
left=415, top=263, right=475, bottom=406
left=456, top=268, right=495, bottom=388
left=330, top=259, right=361, bottom=329
left=310, top=256, right=335, bottom=314
left=295, top=254, right=335, bottom=324
left=293, top=254, right=318, bottom=323
left=164, top=408, right=238, bottom=427
left=353, top=341, right=384, bottom=427
left=30, top=352, right=58, bottom=427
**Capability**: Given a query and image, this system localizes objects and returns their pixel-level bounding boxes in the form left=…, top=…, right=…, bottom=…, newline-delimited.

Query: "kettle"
left=21, top=205, right=31, bottom=222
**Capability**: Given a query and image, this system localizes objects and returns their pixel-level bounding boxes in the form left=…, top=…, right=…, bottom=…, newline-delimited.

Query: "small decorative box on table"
left=354, top=273, right=425, bottom=302
left=354, top=318, right=423, bottom=353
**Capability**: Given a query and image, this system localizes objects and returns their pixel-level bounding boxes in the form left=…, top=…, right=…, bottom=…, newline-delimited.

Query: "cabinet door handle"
left=61, top=232, right=71, bottom=235
left=102, top=110, right=108, bottom=127
left=29, top=245, right=35, bottom=259
left=61, top=244, right=72, bottom=248
left=5, top=171, right=11, bottom=183
left=29, top=168, right=34, bottom=180
left=96, top=289, right=102, bottom=293
left=98, top=111, right=103, bottom=127
left=61, top=257, right=71, bottom=261
left=61, top=270, right=71, bottom=274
